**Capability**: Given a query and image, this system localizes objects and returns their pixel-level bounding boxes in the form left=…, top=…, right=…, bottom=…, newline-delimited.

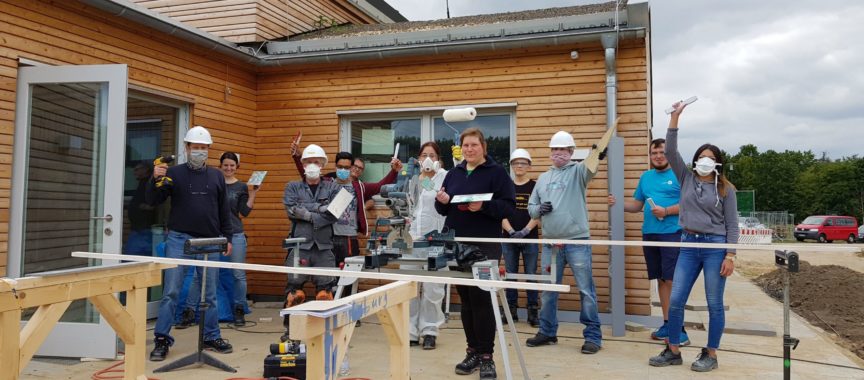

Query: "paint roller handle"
left=665, top=96, right=697, bottom=114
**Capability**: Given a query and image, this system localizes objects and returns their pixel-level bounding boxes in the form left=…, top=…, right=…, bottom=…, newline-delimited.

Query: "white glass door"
left=8, top=64, right=128, bottom=358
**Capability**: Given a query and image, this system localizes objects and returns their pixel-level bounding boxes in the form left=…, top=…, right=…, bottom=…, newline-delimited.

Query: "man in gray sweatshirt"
left=525, top=130, right=604, bottom=354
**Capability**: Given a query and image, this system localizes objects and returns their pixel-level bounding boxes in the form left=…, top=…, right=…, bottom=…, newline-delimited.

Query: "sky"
left=383, top=0, right=864, bottom=159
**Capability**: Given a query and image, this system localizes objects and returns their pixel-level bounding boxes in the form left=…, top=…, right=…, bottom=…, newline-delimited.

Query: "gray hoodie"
left=528, top=161, right=596, bottom=239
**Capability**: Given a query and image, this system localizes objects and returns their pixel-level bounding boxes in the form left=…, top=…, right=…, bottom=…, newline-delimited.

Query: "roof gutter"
left=259, top=28, right=645, bottom=67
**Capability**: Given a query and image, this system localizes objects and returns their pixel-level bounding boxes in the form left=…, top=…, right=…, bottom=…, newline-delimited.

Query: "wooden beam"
left=18, top=301, right=72, bottom=370
left=89, top=294, right=135, bottom=344
left=377, top=302, right=409, bottom=379
left=124, top=288, right=147, bottom=380
left=0, top=309, right=21, bottom=380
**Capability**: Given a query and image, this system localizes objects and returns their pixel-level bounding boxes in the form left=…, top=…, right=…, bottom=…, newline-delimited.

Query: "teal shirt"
left=528, top=162, right=595, bottom=239
left=633, top=168, right=682, bottom=234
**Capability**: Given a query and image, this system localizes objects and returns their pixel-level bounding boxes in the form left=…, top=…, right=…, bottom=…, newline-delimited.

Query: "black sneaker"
left=691, top=348, right=719, bottom=372
left=525, top=333, right=557, bottom=347
left=233, top=305, right=246, bottom=327
left=478, top=354, right=497, bottom=380
left=454, top=348, right=480, bottom=375
left=149, top=336, right=170, bottom=361
left=203, top=338, right=233, bottom=354
left=422, top=335, right=436, bottom=350
left=581, top=341, right=601, bottom=354
left=649, top=345, right=683, bottom=367
left=175, top=308, right=195, bottom=329
left=527, top=306, right=539, bottom=327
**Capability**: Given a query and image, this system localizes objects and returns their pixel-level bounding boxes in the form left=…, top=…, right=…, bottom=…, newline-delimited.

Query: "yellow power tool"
left=153, top=155, right=175, bottom=188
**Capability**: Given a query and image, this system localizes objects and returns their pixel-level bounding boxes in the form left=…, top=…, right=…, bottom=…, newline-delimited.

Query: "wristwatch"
left=725, top=254, right=736, bottom=262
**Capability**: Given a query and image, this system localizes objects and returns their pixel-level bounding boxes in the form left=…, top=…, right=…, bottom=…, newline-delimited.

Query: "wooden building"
left=0, top=0, right=652, bottom=358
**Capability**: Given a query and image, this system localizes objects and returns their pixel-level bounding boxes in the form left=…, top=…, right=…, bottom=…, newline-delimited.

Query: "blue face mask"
left=336, top=168, right=351, bottom=180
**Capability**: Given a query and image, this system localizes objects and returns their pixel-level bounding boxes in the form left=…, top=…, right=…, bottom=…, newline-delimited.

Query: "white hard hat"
left=571, top=148, right=590, bottom=161
left=301, top=144, right=328, bottom=165
left=510, top=148, right=532, bottom=163
left=184, top=125, right=213, bottom=145
left=549, top=131, right=575, bottom=148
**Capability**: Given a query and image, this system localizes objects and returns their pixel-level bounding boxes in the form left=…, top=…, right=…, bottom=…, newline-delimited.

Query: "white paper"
left=248, top=171, right=267, bottom=186
left=393, top=142, right=400, bottom=159
left=646, top=197, right=663, bottom=220
left=451, top=193, right=494, bottom=203
left=326, top=188, right=354, bottom=218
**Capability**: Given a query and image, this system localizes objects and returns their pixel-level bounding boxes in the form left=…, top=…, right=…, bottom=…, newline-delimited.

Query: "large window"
left=340, top=108, right=515, bottom=179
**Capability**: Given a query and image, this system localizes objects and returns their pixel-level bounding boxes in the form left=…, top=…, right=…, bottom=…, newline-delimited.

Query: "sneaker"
left=651, top=323, right=668, bottom=340
left=527, top=306, right=539, bottom=328
left=525, top=333, right=557, bottom=347
left=691, top=348, right=718, bottom=372
left=316, top=289, right=333, bottom=301
left=175, top=308, right=195, bottom=329
left=648, top=345, right=683, bottom=367
left=203, top=338, right=233, bottom=354
left=581, top=341, right=601, bottom=354
left=149, top=336, right=170, bottom=361
left=422, top=335, right=436, bottom=350
left=233, top=305, right=246, bottom=327
left=478, top=354, right=497, bottom=380
left=678, top=330, right=691, bottom=346
left=454, top=348, right=480, bottom=375
left=286, top=290, right=305, bottom=307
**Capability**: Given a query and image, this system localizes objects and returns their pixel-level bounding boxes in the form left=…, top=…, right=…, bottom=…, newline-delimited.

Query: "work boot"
left=286, top=289, right=305, bottom=307
left=233, top=304, right=246, bottom=327
left=316, top=289, right=334, bottom=301
left=581, top=341, right=601, bottom=354
left=691, top=348, right=719, bottom=372
left=527, top=305, right=539, bottom=327
left=508, top=305, right=519, bottom=322
left=454, top=348, right=480, bottom=375
left=649, top=345, right=683, bottom=367
left=422, top=335, right=436, bottom=350
left=478, top=354, right=497, bottom=380
left=149, top=336, right=170, bottom=361
left=174, top=308, right=195, bottom=329
left=525, top=332, right=557, bottom=347
left=203, top=338, right=233, bottom=354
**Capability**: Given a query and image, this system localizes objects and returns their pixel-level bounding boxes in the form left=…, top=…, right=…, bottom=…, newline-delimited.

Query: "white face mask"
left=305, top=163, right=321, bottom=179
left=421, top=157, right=440, bottom=172
left=188, top=149, right=208, bottom=169
left=694, top=157, right=718, bottom=176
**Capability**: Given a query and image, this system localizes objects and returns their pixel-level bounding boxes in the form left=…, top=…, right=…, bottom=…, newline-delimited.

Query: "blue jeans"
left=667, top=232, right=727, bottom=349
left=501, top=243, right=539, bottom=307
left=154, top=231, right=222, bottom=342
left=538, top=241, right=602, bottom=345
left=187, top=233, right=248, bottom=310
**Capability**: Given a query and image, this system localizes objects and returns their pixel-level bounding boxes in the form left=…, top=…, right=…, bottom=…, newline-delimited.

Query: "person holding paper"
left=608, top=139, right=688, bottom=345
left=648, top=101, right=738, bottom=372
left=283, top=144, right=341, bottom=307
left=179, top=152, right=261, bottom=328
left=525, top=130, right=605, bottom=355
left=435, top=128, right=515, bottom=380
left=406, top=141, right=448, bottom=350
left=500, top=148, right=540, bottom=327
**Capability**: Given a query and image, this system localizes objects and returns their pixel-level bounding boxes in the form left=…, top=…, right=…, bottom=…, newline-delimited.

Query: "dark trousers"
left=457, top=285, right=496, bottom=355
left=332, top=235, right=360, bottom=297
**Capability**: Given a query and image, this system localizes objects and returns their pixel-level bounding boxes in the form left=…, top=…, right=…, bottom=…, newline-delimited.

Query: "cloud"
left=385, top=0, right=864, bottom=159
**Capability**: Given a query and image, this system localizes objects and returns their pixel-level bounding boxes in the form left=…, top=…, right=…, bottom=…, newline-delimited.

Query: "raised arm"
left=665, top=102, right=690, bottom=182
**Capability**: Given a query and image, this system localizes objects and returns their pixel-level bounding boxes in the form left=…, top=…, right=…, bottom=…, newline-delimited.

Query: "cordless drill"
left=153, top=155, right=175, bottom=188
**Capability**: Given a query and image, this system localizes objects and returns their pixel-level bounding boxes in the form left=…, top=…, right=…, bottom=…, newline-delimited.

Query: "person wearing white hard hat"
left=280, top=144, right=342, bottom=341
left=525, top=130, right=605, bottom=354
left=146, top=125, right=235, bottom=361
left=500, top=148, right=541, bottom=327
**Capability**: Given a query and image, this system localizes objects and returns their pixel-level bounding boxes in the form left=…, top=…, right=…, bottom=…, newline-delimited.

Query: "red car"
left=794, top=215, right=859, bottom=243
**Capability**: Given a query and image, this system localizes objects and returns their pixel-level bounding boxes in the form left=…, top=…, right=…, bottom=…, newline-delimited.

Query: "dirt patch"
left=754, top=261, right=864, bottom=360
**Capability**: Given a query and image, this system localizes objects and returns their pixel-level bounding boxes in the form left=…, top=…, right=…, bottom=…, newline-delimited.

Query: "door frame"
left=8, top=64, right=128, bottom=359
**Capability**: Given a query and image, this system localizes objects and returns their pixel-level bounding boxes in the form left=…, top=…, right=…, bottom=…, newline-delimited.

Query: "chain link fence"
left=741, top=211, right=795, bottom=241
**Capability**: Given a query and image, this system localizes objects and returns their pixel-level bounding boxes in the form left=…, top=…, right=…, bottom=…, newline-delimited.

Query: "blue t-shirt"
left=633, top=168, right=682, bottom=234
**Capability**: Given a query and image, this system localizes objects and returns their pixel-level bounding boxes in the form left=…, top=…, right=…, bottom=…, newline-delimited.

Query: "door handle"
left=91, top=214, right=113, bottom=223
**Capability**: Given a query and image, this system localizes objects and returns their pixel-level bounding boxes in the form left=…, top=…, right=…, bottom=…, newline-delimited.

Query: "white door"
left=8, top=64, right=128, bottom=358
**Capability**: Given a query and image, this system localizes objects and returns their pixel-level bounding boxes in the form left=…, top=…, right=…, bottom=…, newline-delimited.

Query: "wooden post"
left=124, top=288, right=148, bottom=380
left=0, top=308, right=21, bottom=380
left=377, top=300, right=410, bottom=379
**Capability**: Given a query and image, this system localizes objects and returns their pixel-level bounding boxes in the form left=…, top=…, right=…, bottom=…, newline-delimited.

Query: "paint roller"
left=442, top=107, right=477, bottom=164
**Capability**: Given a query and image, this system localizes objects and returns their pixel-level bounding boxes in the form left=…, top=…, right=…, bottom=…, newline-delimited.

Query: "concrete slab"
left=724, top=321, right=777, bottom=337
left=625, top=321, right=646, bottom=332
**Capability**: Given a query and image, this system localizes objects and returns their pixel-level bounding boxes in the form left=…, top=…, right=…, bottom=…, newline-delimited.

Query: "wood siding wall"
left=0, top=0, right=258, bottom=277
left=255, top=41, right=653, bottom=315
left=131, top=0, right=378, bottom=43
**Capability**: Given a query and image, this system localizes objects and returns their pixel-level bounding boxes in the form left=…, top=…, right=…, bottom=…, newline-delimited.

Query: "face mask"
left=550, top=151, right=571, bottom=168
left=188, top=149, right=208, bottom=169
left=421, top=157, right=440, bottom=172
left=336, top=168, right=351, bottom=180
left=694, top=157, right=718, bottom=176
left=305, top=163, right=321, bottom=179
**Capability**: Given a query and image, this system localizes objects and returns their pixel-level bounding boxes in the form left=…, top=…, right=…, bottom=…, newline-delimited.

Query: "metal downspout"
left=602, top=32, right=626, bottom=337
